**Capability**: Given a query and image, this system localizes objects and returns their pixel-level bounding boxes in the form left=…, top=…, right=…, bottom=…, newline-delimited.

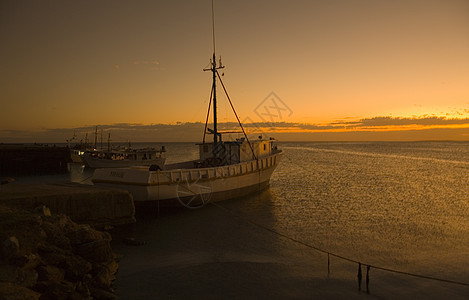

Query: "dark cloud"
left=2, top=117, right=469, bottom=143
left=341, top=116, right=469, bottom=127
left=297, top=124, right=338, bottom=130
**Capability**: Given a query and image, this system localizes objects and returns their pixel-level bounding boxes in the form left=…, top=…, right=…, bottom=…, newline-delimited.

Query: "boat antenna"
left=212, top=0, right=216, bottom=56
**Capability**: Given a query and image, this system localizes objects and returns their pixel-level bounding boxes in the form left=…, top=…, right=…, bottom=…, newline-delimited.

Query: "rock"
left=42, top=219, right=73, bottom=251
left=62, top=254, right=92, bottom=281
left=37, top=265, right=65, bottom=282
left=39, top=281, right=76, bottom=300
left=48, top=235, right=72, bottom=251
left=0, top=265, right=38, bottom=288
left=2, top=236, right=20, bottom=259
left=93, top=260, right=118, bottom=290
left=76, top=239, right=113, bottom=263
left=0, top=204, right=118, bottom=300
left=16, top=268, right=38, bottom=288
left=10, top=253, right=41, bottom=269
left=33, top=205, right=51, bottom=217
left=75, top=281, right=91, bottom=298
left=54, top=214, right=74, bottom=230
left=37, top=243, right=68, bottom=266
left=0, top=282, right=40, bottom=300
left=0, top=265, right=18, bottom=283
left=67, top=225, right=106, bottom=246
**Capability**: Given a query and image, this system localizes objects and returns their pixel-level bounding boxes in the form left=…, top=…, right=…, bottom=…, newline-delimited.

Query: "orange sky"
left=1, top=0, right=469, bottom=142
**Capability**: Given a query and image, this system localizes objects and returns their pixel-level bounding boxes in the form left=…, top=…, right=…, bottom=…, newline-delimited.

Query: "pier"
left=0, top=183, right=135, bottom=227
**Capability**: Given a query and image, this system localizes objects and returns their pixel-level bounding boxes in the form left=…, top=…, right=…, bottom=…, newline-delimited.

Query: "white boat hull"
left=92, top=152, right=282, bottom=208
left=82, top=156, right=165, bottom=169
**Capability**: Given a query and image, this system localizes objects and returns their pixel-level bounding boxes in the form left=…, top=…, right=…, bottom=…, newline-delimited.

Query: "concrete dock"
left=0, top=183, right=135, bottom=227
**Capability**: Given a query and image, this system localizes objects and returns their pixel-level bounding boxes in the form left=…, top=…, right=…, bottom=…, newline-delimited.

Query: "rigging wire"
left=216, top=70, right=257, bottom=160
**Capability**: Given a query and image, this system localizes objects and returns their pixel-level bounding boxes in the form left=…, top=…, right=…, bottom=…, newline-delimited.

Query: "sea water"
left=108, top=141, right=469, bottom=298
left=13, top=141, right=469, bottom=298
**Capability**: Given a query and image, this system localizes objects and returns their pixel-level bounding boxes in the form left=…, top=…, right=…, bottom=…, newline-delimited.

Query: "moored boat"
left=92, top=138, right=282, bottom=208
left=82, top=147, right=165, bottom=169
left=91, top=2, right=282, bottom=208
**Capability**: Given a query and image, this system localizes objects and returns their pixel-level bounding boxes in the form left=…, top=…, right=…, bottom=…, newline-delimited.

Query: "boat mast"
left=94, top=126, right=98, bottom=150
left=211, top=0, right=218, bottom=146
left=204, top=0, right=224, bottom=149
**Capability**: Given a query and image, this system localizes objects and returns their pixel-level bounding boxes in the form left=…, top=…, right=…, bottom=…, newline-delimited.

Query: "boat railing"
left=152, top=152, right=281, bottom=184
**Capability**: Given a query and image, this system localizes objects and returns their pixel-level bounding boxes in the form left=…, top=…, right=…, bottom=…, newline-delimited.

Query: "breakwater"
left=0, top=144, right=71, bottom=176
left=0, top=183, right=136, bottom=299
left=0, top=205, right=118, bottom=299
left=0, top=183, right=135, bottom=227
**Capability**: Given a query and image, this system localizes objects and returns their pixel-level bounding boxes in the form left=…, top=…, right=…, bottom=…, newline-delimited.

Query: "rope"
left=210, top=201, right=469, bottom=287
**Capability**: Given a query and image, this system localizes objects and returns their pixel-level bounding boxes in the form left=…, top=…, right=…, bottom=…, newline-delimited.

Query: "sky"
left=1, top=0, right=469, bottom=142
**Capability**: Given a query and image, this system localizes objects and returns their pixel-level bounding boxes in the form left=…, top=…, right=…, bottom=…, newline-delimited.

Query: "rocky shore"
left=0, top=204, right=119, bottom=300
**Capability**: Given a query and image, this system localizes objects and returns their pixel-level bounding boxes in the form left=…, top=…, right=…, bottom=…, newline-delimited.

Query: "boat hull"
left=92, top=152, right=282, bottom=208
left=82, top=156, right=165, bottom=169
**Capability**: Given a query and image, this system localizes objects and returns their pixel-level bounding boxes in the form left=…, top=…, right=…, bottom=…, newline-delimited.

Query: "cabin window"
left=263, top=144, right=266, bottom=151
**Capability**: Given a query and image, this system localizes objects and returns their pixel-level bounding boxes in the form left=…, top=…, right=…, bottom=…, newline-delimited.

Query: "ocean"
left=14, top=141, right=469, bottom=298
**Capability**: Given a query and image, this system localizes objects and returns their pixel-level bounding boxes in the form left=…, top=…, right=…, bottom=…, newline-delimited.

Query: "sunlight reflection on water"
left=108, top=141, right=469, bottom=298
left=270, top=142, right=469, bottom=279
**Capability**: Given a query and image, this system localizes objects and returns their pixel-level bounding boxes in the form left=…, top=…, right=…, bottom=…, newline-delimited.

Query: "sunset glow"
left=1, top=0, right=469, bottom=142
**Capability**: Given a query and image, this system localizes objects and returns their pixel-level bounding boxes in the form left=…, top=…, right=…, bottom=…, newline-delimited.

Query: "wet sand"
left=111, top=195, right=469, bottom=299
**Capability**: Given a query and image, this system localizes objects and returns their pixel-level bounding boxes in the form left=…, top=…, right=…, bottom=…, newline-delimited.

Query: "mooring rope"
left=210, top=201, right=469, bottom=288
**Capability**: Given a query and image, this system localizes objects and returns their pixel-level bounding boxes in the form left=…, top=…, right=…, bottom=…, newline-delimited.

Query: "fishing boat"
left=69, top=128, right=166, bottom=169
left=92, top=2, right=282, bottom=208
left=81, top=147, right=166, bottom=169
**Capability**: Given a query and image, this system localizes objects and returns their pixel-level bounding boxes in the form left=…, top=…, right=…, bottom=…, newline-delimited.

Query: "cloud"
left=341, top=116, right=469, bottom=127
left=3, top=116, right=469, bottom=143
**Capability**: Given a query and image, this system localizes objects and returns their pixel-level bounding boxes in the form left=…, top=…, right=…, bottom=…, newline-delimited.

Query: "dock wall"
left=0, top=183, right=135, bottom=227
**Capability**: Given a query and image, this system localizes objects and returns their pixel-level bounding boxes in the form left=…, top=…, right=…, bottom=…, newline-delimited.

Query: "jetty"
left=0, top=183, right=135, bottom=227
